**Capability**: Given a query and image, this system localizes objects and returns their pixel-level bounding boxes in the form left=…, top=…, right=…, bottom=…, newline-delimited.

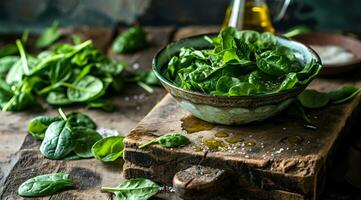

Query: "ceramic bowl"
left=152, top=34, right=321, bottom=125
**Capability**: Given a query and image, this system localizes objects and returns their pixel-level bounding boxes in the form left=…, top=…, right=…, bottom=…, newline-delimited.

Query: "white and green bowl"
left=152, top=34, right=321, bottom=125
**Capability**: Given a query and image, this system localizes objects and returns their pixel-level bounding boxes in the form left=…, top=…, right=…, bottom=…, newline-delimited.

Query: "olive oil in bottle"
left=223, top=0, right=275, bottom=33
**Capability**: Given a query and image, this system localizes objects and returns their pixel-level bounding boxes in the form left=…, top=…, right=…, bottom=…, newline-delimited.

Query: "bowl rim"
left=152, top=32, right=322, bottom=100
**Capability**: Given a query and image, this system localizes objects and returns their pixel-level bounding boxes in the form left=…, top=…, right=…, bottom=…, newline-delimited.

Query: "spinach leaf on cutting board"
left=101, top=178, right=159, bottom=200
left=18, top=173, right=73, bottom=197
left=73, top=127, right=102, bottom=158
left=39, top=120, right=75, bottom=160
left=91, top=136, right=125, bottom=162
left=28, top=116, right=61, bottom=140
left=139, top=133, right=190, bottom=149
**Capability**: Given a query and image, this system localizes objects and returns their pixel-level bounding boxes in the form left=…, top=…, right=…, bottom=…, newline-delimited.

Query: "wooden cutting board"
left=123, top=89, right=361, bottom=200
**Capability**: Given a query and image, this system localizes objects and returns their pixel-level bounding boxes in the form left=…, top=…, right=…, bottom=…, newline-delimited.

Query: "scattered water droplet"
left=281, top=135, right=304, bottom=145
left=243, top=141, right=256, bottom=147
left=304, top=124, right=317, bottom=129
left=202, top=138, right=227, bottom=151
left=215, top=132, right=229, bottom=138
left=132, top=63, right=140, bottom=70
left=247, top=147, right=260, bottom=153
left=192, top=145, right=203, bottom=152
left=225, top=137, right=243, bottom=144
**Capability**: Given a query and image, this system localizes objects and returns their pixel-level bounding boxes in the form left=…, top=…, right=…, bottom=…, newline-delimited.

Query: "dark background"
left=0, top=0, right=359, bottom=33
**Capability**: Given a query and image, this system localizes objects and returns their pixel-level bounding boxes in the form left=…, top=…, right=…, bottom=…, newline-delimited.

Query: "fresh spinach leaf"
left=285, top=101, right=311, bottom=124
left=66, top=75, right=104, bottom=102
left=18, top=173, right=73, bottom=197
left=332, top=88, right=361, bottom=104
left=255, top=48, right=295, bottom=76
left=49, top=58, right=72, bottom=85
left=327, top=86, right=361, bottom=104
left=139, top=133, right=190, bottom=149
left=91, top=136, right=125, bottom=162
left=228, top=83, right=258, bottom=96
left=73, top=127, right=102, bottom=158
left=46, top=91, right=72, bottom=106
left=40, top=120, right=75, bottom=160
left=112, top=26, right=148, bottom=54
left=215, top=76, right=240, bottom=94
left=86, top=100, right=114, bottom=112
left=0, top=79, right=13, bottom=106
left=0, top=44, right=18, bottom=58
left=101, top=178, right=159, bottom=200
left=2, top=78, right=41, bottom=112
left=35, top=21, right=61, bottom=49
left=0, top=56, right=19, bottom=75
left=67, top=112, right=97, bottom=129
left=297, top=89, right=330, bottom=109
left=28, top=116, right=61, bottom=140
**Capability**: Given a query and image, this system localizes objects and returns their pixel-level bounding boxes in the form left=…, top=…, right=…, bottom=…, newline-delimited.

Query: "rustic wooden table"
left=0, top=26, right=360, bottom=200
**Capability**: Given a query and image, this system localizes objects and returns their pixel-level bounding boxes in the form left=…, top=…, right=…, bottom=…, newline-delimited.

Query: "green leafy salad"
left=163, top=27, right=321, bottom=96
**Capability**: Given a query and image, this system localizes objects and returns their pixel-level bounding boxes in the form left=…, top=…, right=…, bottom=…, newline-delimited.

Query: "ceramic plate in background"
left=294, top=32, right=361, bottom=76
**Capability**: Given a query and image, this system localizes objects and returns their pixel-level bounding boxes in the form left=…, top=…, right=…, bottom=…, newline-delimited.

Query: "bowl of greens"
left=152, top=27, right=322, bottom=125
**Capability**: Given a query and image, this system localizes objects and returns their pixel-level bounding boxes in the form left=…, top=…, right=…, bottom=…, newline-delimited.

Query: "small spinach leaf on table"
left=40, top=120, right=75, bottom=160
left=67, top=112, right=97, bottom=129
left=92, top=136, right=125, bottom=162
left=112, top=26, right=148, bottom=54
left=28, top=116, right=61, bottom=140
left=297, top=89, right=330, bottom=109
left=101, top=178, right=159, bottom=200
left=73, top=127, right=102, bottom=158
left=139, top=133, right=190, bottom=149
left=18, top=173, right=73, bottom=197
left=35, top=21, right=61, bottom=49
left=328, top=86, right=361, bottom=104
left=285, top=101, right=311, bottom=124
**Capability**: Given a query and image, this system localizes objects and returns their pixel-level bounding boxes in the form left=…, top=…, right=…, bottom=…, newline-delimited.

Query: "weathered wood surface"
left=0, top=27, right=170, bottom=199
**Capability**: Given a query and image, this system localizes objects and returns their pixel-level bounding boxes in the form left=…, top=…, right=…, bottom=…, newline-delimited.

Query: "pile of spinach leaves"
left=164, top=27, right=321, bottom=96
left=0, top=37, right=125, bottom=111
left=28, top=108, right=102, bottom=160
left=0, top=23, right=160, bottom=112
